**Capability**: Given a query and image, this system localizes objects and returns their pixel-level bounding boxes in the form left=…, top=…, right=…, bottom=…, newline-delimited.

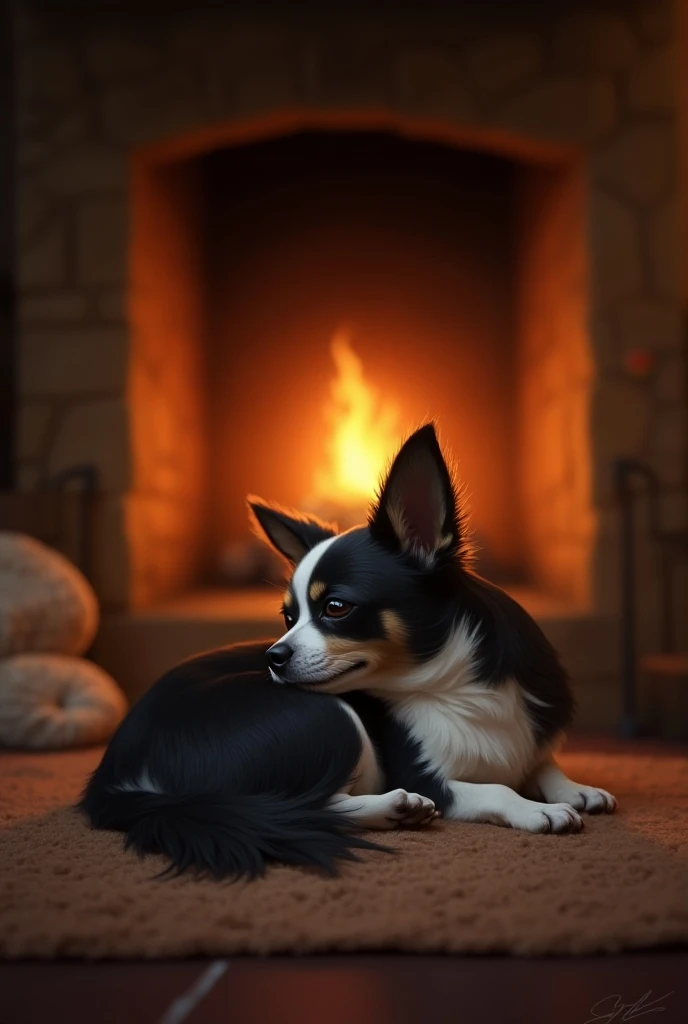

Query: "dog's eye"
left=283, top=611, right=295, bottom=629
left=323, top=599, right=354, bottom=619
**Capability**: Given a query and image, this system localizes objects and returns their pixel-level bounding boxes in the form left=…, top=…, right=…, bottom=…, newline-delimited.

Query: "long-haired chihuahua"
left=81, top=424, right=615, bottom=879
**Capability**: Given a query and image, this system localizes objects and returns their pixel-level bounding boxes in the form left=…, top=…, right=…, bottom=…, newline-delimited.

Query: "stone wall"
left=13, top=0, right=686, bottom=625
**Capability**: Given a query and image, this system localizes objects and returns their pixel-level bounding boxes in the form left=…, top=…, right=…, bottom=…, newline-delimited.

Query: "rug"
left=1, top=745, right=687, bottom=958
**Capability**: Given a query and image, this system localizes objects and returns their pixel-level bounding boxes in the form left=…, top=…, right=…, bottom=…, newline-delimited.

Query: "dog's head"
left=248, top=423, right=471, bottom=691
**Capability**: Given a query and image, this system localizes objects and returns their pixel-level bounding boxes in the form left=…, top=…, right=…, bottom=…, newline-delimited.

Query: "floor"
left=1, top=736, right=686, bottom=1023
left=1, top=952, right=686, bottom=1024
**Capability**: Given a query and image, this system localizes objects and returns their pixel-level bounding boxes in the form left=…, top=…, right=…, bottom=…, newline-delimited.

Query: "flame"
left=311, top=331, right=399, bottom=508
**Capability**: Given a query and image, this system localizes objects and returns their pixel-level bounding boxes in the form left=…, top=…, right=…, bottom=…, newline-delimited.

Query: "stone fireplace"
left=13, top=0, right=687, bottom=711
left=133, top=128, right=591, bottom=601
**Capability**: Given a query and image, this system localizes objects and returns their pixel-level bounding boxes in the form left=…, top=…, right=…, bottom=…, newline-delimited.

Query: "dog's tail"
left=81, top=768, right=388, bottom=881
left=80, top=665, right=392, bottom=880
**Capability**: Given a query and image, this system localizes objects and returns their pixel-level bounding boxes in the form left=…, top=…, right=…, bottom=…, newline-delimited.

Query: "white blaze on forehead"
left=272, top=536, right=339, bottom=647
left=272, top=535, right=340, bottom=661
left=290, top=535, right=339, bottom=622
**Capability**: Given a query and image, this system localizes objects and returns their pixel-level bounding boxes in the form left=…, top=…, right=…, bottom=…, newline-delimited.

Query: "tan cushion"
left=0, top=532, right=99, bottom=657
left=0, top=654, right=127, bottom=750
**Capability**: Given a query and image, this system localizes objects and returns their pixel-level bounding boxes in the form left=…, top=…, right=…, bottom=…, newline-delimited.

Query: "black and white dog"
left=81, top=424, right=615, bottom=879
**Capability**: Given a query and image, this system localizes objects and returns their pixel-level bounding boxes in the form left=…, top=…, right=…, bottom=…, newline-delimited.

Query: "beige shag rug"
left=1, top=745, right=687, bottom=958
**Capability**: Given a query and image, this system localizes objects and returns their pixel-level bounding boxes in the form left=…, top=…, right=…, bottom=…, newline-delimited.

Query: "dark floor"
left=0, top=952, right=686, bottom=1024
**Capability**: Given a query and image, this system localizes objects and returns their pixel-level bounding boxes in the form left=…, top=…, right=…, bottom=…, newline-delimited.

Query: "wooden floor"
left=1, top=952, right=686, bottom=1024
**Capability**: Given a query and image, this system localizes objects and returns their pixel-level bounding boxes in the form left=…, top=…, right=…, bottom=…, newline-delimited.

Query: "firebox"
left=203, top=131, right=586, bottom=592
left=129, top=127, right=591, bottom=605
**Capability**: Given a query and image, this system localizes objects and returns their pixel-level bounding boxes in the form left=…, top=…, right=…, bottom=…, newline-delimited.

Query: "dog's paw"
left=384, top=789, right=437, bottom=828
left=521, top=801, right=583, bottom=834
left=568, top=785, right=616, bottom=814
left=549, top=783, right=617, bottom=814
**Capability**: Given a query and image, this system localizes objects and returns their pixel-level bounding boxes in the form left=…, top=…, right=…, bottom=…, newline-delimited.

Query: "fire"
left=311, top=331, right=399, bottom=510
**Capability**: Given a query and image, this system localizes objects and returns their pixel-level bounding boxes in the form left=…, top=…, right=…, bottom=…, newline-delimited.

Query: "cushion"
left=0, top=532, right=99, bottom=657
left=0, top=654, right=127, bottom=750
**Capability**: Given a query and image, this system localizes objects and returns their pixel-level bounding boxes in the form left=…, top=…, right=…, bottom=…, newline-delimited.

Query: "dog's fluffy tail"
left=79, top=655, right=391, bottom=881
left=81, top=771, right=388, bottom=881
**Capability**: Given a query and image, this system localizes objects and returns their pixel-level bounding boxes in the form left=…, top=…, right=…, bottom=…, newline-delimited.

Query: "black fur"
left=304, top=527, right=460, bottom=662
left=459, top=574, right=575, bottom=740
left=84, top=424, right=577, bottom=880
left=254, top=425, right=574, bottom=741
left=80, top=642, right=390, bottom=880
left=281, top=522, right=574, bottom=744
left=342, top=691, right=454, bottom=815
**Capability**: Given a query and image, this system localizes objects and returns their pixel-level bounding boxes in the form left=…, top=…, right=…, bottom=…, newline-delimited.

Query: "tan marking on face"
left=381, top=610, right=408, bottom=648
left=309, top=580, right=326, bottom=602
left=324, top=635, right=411, bottom=674
left=283, top=589, right=293, bottom=607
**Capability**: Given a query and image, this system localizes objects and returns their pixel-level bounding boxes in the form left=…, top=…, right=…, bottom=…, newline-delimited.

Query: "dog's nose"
left=267, top=642, right=293, bottom=670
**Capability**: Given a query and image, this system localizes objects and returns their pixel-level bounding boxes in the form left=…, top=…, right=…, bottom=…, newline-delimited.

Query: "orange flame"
left=311, top=331, right=399, bottom=509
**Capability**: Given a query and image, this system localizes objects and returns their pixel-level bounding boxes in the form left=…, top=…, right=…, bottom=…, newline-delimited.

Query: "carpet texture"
left=1, top=746, right=687, bottom=958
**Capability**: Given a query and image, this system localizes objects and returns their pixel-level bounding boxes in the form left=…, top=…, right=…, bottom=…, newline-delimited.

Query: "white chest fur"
left=366, top=619, right=542, bottom=790
left=390, top=679, right=539, bottom=789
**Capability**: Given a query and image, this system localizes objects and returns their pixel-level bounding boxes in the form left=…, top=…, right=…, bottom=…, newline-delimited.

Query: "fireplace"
left=132, top=128, right=590, bottom=598
left=12, top=0, right=687, bottom=714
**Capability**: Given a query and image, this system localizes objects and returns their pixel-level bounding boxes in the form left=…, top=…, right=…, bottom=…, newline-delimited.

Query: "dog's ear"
left=247, top=498, right=336, bottom=566
left=368, top=424, right=464, bottom=565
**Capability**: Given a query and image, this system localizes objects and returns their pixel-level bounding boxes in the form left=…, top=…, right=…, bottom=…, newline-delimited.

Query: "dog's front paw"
left=522, top=802, right=583, bottom=834
left=568, top=785, right=616, bottom=814
left=550, top=783, right=617, bottom=814
left=384, top=789, right=437, bottom=828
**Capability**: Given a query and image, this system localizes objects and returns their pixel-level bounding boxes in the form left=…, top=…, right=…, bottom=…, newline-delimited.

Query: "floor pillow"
left=0, top=532, right=99, bottom=657
left=0, top=653, right=127, bottom=750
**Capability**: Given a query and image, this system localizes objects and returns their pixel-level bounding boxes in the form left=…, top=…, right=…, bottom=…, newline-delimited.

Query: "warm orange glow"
left=311, top=331, right=399, bottom=508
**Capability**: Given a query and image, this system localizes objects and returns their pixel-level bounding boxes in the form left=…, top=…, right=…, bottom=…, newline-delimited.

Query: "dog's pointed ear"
left=247, top=497, right=336, bottom=566
left=368, top=424, right=463, bottom=565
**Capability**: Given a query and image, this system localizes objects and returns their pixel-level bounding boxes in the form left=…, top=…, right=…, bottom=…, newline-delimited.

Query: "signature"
left=585, top=990, right=674, bottom=1024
